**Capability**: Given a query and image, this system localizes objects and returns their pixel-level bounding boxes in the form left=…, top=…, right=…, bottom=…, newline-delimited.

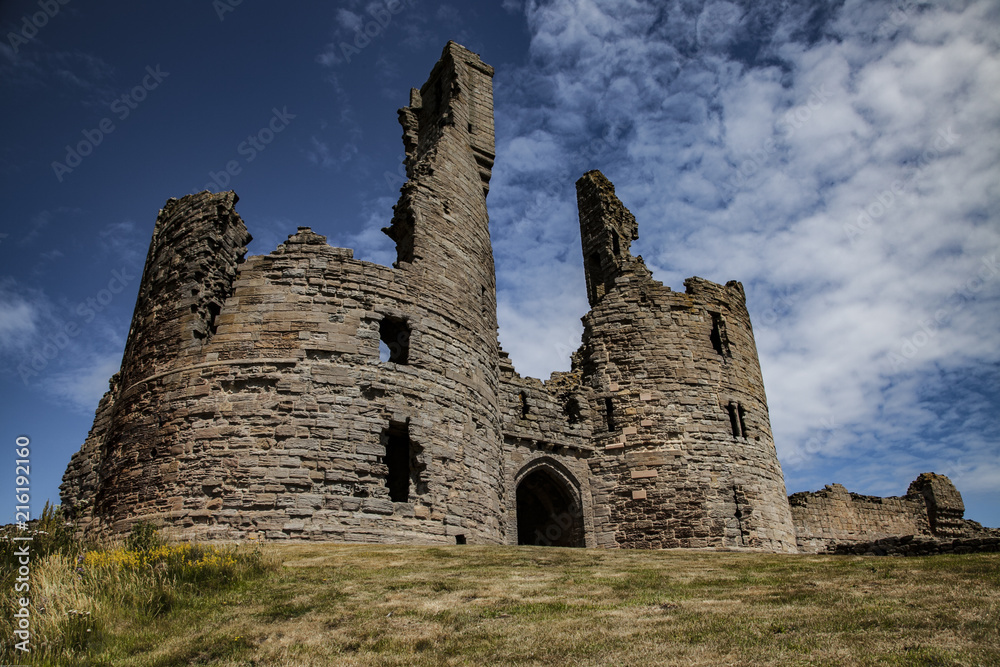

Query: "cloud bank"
left=486, top=0, right=1000, bottom=499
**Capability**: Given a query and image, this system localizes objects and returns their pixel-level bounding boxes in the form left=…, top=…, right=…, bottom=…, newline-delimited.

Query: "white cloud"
left=317, top=1, right=430, bottom=68
left=489, top=0, right=1000, bottom=500
left=307, top=136, right=336, bottom=168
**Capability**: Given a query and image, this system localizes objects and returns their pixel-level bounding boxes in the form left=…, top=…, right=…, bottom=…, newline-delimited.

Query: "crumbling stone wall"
left=790, top=473, right=994, bottom=553
left=789, top=483, right=930, bottom=553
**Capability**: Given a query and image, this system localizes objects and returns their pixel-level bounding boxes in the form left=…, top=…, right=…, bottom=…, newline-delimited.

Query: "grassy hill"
left=4, top=525, right=999, bottom=665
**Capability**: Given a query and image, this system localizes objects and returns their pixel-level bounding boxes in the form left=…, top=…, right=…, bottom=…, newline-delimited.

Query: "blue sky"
left=1, top=0, right=998, bottom=529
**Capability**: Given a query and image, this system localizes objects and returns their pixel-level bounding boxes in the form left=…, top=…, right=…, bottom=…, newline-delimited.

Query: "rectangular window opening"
left=519, top=391, right=530, bottom=418
left=380, top=316, right=411, bottom=364
left=383, top=423, right=412, bottom=503
left=605, top=397, right=616, bottom=431
left=564, top=397, right=582, bottom=425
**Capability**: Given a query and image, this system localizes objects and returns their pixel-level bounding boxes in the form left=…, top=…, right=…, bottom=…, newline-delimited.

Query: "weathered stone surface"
left=59, top=42, right=993, bottom=553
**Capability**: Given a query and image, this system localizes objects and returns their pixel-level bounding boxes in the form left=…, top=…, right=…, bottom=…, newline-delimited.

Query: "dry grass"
left=0, top=531, right=278, bottom=666
left=45, top=542, right=1000, bottom=667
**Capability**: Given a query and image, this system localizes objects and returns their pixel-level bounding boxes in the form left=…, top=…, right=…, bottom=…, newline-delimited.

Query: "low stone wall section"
left=789, top=484, right=931, bottom=553
left=832, top=535, right=1000, bottom=556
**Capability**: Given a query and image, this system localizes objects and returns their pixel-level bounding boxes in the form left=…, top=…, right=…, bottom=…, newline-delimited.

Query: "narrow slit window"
left=379, top=316, right=411, bottom=364
left=710, top=312, right=731, bottom=358
left=605, top=397, right=616, bottom=431
left=588, top=252, right=604, bottom=303
left=738, top=404, right=748, bottom=438
left=727, top=402, right=741, bottom=438
left=207, top=302, right=221, bottom=336
left=519, top=391, right=530, bottom=418
left=611, top=230, right=620, bottom=256
left=434, top=77, right=444, bottom=112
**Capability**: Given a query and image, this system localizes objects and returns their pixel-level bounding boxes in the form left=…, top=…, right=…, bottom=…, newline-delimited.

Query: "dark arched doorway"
left=516, top=467, right=585, bottom=547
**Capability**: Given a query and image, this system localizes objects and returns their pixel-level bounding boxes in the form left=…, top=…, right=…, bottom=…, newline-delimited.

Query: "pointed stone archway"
left=515, top=463, right=585, bottom=547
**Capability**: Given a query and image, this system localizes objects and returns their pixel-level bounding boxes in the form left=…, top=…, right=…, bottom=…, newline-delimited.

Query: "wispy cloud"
left=0, top=258, right=133, bottom=411
left=305, top=135, right=358, bottom=170
left=0, top=48, right=117, bottom=108
left=0, top=279, right=41, bottom=352
left=329, top=195, right=398, bottom=267
left=97, top=220, right=147, bottom=268
left=17, top=210, right=51, bottom=246
left=41, top=352, right=122, bottom=414
left=316, top=0, right=425, bottom=67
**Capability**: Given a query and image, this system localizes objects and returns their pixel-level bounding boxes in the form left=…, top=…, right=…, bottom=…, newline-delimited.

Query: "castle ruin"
left=60, top=42, right=994, bottom=554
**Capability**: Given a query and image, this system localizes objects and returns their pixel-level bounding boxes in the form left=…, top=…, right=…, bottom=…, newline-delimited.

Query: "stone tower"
left=60, top=192, right=252, bottom=533
left=62, top=42, right=504, bottom=543
left=575, top=171, right=798, bottom=552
